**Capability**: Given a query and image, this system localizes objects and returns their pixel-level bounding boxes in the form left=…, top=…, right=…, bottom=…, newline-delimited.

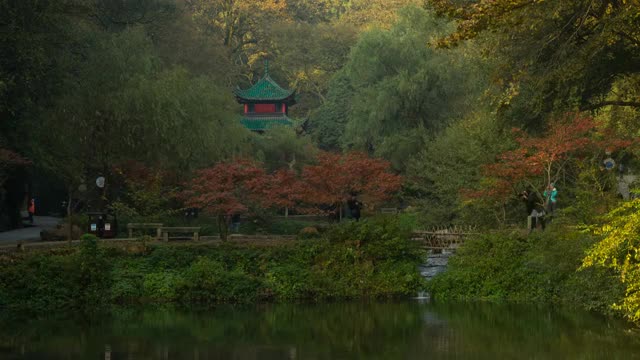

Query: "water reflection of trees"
left=2, top=302, right=640, bottom=359
left=1, top=302, right=426, bottom=359
left=414, top=302, right=640, bottom=359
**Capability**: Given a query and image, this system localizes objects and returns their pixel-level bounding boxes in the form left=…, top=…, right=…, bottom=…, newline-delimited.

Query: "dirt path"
left=0, top=216, right=61, bottom=245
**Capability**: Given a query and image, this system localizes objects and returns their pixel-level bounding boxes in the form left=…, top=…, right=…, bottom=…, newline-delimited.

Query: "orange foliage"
left=297, top=151, right=403, bottom=214
left=182, top=159, right=268, bottom=217
left=181, top=152, right=403, bottom=219
left=258, top=168, right=299, bottom=211
left=467, top=114, right=634, bottom=202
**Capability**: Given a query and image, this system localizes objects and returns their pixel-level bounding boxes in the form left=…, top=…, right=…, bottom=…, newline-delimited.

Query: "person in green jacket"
left=543, top=183, right=558, bottom=219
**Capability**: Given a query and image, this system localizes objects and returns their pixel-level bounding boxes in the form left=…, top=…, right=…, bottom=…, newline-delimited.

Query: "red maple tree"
left=296, top=151, right=403, bottom=219
left=257, top=168, right=300, bottom=216
left=182, top=160, right=269, bottom=239
left=467, top=114, right=633, bottom=203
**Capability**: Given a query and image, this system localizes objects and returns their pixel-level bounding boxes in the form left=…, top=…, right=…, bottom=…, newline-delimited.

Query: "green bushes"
left=179, top=257, right=261, bottom=303
left=427, top=229, right=624, bottom=313
left=309, top=216, right=425, bottom=298
left=0, top=217, right=425, bottom=313
left=0, top=234, right=111, bottom=314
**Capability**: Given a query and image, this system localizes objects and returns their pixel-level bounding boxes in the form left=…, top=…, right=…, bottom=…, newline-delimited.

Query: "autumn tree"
left=182, top=160, right=268, bottom=240
left=297, top=152, right=402, bottom=219
left=464, top=114, right=633, bottom=224
left=260, top=168, right=300, bottom=217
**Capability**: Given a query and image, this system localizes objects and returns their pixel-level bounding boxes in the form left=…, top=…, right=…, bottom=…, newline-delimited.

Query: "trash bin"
left=87, top=212, right=118, bottom=238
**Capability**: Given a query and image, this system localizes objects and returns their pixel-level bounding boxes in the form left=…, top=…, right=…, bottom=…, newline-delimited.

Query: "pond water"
left=2, top=301, right=639, bottom=359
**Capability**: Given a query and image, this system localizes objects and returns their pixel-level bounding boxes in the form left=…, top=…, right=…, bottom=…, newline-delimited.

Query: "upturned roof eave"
left=234, top=90, right=297, bottom=104
left=234, top=74, right=295, bottom=102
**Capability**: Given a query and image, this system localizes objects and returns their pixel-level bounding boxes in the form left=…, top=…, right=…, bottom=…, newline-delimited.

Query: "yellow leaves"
left=497, top=81, right=520, bottom=107
left=583, top=198, right=640, bottom=323
left=247, top=51, right=269, bottom=68
left=235, top=0, right=287, bottom=16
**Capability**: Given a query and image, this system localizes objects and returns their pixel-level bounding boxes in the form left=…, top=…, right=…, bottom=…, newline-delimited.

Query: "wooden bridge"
left=411, top=226, right=477, bottom=250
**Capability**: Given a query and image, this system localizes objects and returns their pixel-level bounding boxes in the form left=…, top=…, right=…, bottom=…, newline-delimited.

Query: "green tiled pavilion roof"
left=240, top=116, right=294, bottom=131
left=234, top=62, right=295, bottom=101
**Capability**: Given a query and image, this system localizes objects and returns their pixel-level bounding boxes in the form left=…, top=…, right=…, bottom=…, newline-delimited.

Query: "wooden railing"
left=411, top=226, right=477, bottom=250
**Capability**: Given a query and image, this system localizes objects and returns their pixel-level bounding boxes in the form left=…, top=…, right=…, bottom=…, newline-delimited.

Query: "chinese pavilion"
left=234, top=62, right=296, bottom=132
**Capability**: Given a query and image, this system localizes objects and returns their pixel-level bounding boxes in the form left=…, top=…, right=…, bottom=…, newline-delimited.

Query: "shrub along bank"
left=0, top=217, right=425, bottom=315
left=427, top=229, right=625, bottom=316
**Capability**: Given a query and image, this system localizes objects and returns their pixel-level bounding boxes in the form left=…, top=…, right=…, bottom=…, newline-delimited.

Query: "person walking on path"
left=347, top=195, right=362, bottom=222
left=27, top=198, right=35, bottom=224
left=543, top=183, right=558, bottom=221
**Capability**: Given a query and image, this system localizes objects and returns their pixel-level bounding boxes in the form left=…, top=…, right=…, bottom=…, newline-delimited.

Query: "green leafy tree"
left=252, top=126, right=318, bottom=172
left=110, top=162, right=180, bottom=226
left=406, top=111, right=511, bottom=226
left=188, top=0, right=288, bottom=73
left=337, top=0, right=422, bottom=29
left=316, top=6, right=482, bottom=168
left=269, top=21, right=357, bottom=115
left=35, top=28, right=248, bottom=218
left=429, top=0, right=640, bottom=127
left=583, top=198, right=640, bottom=323
left=0, top=0, right=79, bottom=228
left=309, top=70, right=354, bottom=151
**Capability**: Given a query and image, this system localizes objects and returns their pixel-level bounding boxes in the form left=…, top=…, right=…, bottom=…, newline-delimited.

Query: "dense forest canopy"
left=1, top=0, right=639, bottom=229
left=3, top=0, right=640, bottom=326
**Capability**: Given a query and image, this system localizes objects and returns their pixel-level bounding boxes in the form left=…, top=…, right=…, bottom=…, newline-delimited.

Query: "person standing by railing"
left=543, top=183, right=558, bottom=222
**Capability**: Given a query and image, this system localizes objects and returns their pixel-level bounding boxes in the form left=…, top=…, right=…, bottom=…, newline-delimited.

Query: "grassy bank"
left=0, top=217, right=425, bottom=315
left=427, top=228, right=624, bottom=315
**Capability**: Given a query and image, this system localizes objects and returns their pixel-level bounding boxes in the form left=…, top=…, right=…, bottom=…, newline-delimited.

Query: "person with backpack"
left=521, top=188, right=545, bottom=233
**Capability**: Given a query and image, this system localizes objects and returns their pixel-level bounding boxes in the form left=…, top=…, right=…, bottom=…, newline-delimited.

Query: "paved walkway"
left=0, top=216, right=61, bottom=245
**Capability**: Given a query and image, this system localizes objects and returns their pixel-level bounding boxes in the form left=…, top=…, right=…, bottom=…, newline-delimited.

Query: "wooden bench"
left=127, top=223, right=163, bottom=240
left=160, top=227, right=201, bottom=242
